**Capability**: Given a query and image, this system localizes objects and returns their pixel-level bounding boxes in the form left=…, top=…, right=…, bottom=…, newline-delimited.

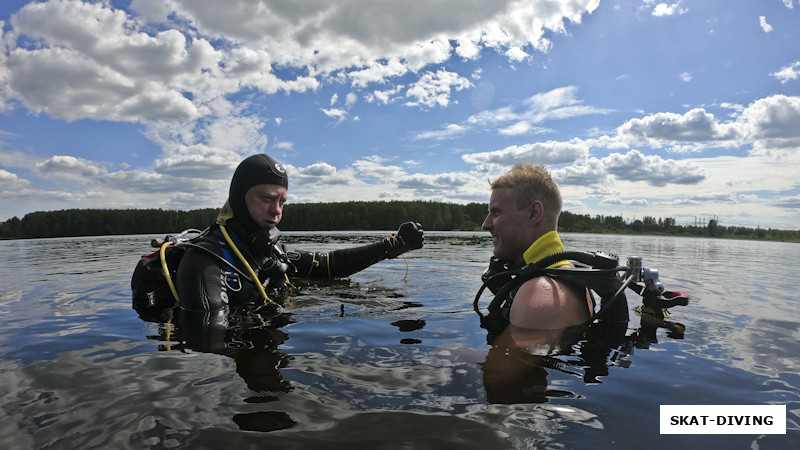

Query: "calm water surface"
left=0, top=232, right=798, bottom=449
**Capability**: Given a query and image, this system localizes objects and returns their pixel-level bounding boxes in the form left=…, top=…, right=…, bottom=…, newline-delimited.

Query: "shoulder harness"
left=474, top=250, right=689, bottom=339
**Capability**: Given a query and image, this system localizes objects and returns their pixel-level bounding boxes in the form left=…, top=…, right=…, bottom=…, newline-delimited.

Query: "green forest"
left=1, top=200, right=799, bottom=242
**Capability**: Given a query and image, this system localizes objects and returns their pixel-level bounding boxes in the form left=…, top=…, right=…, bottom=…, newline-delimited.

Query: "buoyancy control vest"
left=474, top=251, right=625, bottom=339
left=132, top=226, right=290, bottom=321
left=474, top=250, right=689, bottom=342
left=176, top=224, right=293, bottom=313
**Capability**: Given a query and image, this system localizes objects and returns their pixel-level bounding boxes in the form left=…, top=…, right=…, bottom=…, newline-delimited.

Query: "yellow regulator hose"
left=159, top=242, right=180, bottom=304
left=219, top=225, right=272, bottom=303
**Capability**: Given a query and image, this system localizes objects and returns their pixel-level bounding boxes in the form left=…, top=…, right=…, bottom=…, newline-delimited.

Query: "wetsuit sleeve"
left=285, top=241, right=393, bottom=279
left=176, top=247, right=229, bottom=312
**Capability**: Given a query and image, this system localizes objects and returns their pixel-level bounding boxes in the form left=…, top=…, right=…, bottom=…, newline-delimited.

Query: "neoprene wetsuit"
left=176, top=220, right=406, bottom=312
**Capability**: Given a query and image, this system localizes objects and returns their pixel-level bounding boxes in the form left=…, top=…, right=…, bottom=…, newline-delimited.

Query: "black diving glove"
left=385, top=222, right=424, bottom=259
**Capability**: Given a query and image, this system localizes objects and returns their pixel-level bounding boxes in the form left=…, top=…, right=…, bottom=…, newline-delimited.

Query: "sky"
left=1, top=0, right=799, bottom=230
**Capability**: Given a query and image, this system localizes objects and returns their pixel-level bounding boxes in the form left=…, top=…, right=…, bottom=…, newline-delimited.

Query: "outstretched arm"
left=288, top=222, right=424, bottom=279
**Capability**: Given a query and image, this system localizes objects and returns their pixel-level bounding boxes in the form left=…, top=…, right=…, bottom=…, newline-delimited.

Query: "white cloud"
left=2, top=150, right=226, bottom=211
left=321, top=107, right=347, bottom=119
left=462, top=140, right=590, bottom=169
left=5, top=1, right=215, bottom=122
left=550, top=150, right=705, bottom=188
left=321, top=92, right=358, bottom=122
left=396, top=172, right=479, bottom=192
left=600, top=197, right=649, bottom=207
left=738, top=94, right=800, bottom=140
left=0, top=169, right=30, bottom=189
left=680, top=71, right=692, bottom=82
left=0, top=187, right=97, bottom=204
left=224, top=47, right=319, bottom=95
left=499, top=121, right=534, bottom=136
left=468, top=86, right=610, bottom=130
left=759, top=16, right=773, bottom=33
left=36, top=155, right=108, bottom=178
left=771, top=61, right=800, bottom=84
left=348, top=58, right=409, bottom=88
left=720, top=102, right=745, bottom=113
left=749, top=137, right=800, bottom=160
left=202, top=114, right=269, bottom=154
left=287, top=162, right=355, bottom=186
left=1, top=0, right=603, bottom=182
left=505, top=45, right=530, bottom=61
left=354, top=155, right=407, bottom=179
left=345, top=92, right=358, bottom=108
left=581, top=95, right=800, bottom=158
left=103, top=169, right=208, bottom=194
left=405, top=69, right=472, bottom=108
left=664, top=192, right=737, bottom=206
left=279, top=158, right=488, bottom=205
left=152, top=145, right=239, bottom=178
left=366, top=85, right=405, bottom=105
left=522, top=86, right=607, bottom=120
left=552, top=158, right=609, bottom=186
left=455, top=39, right=481, bottom=59
left=652, top=3, right=687, bottom=17
left=6, top=47, right=202, bottom=122
left=602, top=150, right=706, bottom=186
left=775, top=194, right=800, bottom=209
left=413, top=123, right=468, bottom=141
left=616, top=108, right=740, bottom=145
left=128, top=0, right=600, bottom=86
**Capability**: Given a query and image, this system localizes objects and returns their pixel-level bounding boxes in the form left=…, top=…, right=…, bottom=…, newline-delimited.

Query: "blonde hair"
left=490, top=163, right=562, bottom=226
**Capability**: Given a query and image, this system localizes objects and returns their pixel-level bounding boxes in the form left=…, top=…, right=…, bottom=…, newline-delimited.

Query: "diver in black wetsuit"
left=176, top=154, right=424, bottom=313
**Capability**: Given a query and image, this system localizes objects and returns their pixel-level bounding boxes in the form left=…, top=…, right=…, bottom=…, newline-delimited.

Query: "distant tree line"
left=277, top=201, right=487, bottom=231
left=1, top=201, right=798, bottom=242
left=559, top=213, right=800, bottom=242
left=0, top=208, right=219, bottom=239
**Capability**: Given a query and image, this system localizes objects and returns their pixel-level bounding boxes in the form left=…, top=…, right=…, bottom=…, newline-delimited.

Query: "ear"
left=527, top=200, right=544, bottom=224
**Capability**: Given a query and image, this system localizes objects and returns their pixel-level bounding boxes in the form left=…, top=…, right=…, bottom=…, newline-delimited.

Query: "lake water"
left=0, top=231, right=798, bottom=449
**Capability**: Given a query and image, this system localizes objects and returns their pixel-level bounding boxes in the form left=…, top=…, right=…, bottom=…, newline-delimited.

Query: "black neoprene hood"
left=229, top=154, right=289, bottom=232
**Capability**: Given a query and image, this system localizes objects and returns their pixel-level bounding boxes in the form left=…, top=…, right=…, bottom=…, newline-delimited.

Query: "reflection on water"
left=0, top=232, right=799, bottom=448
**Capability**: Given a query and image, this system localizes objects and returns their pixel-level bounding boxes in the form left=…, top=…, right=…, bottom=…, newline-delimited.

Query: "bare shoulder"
left=508, top=275, right=591, bottom=330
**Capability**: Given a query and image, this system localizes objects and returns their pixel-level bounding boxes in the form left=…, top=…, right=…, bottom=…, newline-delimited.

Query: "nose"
left=481, top=214, right=491, bottom=231
left=270, top=200, right=282, bottom=217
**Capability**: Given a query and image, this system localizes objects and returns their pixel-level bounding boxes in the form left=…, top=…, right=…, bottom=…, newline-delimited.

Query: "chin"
left=493, top=250, right=514, bottom=262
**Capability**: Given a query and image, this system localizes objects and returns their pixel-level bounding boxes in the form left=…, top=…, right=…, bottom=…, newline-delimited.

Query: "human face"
left=245, top=184, right=287, bottom=229
left=482, top=187, right=532, bottom=263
